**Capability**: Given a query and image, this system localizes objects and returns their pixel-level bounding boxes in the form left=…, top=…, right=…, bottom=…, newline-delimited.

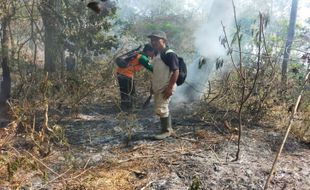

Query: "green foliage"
left=127, top=14, right=195, bottom=52
left=62, top=1, right=118, bottom=59
left=116, top=0, right=199, bottom=53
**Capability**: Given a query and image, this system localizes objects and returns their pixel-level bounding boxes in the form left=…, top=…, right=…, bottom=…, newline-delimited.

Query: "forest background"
left=0, top=0, right=309, bottom=189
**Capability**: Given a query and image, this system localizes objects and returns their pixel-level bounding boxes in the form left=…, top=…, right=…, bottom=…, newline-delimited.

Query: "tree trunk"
left=281, top=0, right=298, bottom=93
left=0, top=18, right=11, bottom=104
left=40, top=0, right=64, bottom=73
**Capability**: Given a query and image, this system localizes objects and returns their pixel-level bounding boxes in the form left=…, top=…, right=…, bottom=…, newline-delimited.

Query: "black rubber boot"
left=154, top=115, right=174, bottom=140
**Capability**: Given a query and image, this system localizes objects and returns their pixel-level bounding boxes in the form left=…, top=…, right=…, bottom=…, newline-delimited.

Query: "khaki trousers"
left=153, top=85, right=176, bottom=118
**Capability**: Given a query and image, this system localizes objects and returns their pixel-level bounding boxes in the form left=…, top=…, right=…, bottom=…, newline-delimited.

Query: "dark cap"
left=147, top=31, right=167, bottom=40
left=143, top=43, right=154, bottom=52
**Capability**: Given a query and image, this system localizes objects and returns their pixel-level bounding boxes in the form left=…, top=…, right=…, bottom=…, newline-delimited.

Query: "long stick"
left=264, top=70, right=310, bottom=189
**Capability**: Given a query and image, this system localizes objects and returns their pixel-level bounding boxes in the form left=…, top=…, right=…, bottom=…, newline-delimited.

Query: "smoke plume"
left=173, top=0, right=235, bottom=103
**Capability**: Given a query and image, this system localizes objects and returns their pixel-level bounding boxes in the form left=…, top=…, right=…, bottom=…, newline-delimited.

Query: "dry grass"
left=263, top=104, right=310, bottom=142
left=2, top=51, right=309, bottom=189
left=44, top=134, right=225, bottom=189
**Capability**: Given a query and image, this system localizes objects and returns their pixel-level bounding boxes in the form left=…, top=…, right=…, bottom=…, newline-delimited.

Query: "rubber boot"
left=154, top=115, right=174, bottom=140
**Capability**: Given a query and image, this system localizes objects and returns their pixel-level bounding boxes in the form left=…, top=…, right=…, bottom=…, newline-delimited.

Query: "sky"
left=182, top=0, right=310, bottom=24
left=299, top=0, right=310, bottom=24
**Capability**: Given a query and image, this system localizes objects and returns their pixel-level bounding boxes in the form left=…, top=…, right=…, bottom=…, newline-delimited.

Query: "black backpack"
left=115, top=45, right=142, bottom=68
left=161, top=49, right=187, bottom=86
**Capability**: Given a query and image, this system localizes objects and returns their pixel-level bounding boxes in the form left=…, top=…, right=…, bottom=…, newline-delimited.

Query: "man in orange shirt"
left=117, top=44, right=154, bottom=111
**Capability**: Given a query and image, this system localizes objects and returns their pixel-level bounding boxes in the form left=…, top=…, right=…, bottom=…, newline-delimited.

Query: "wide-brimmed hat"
left=147, top=31, right=167, bottom=40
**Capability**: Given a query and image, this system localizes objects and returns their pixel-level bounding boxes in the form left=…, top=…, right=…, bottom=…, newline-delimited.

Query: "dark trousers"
left=117, top=74, right=136, bottom=110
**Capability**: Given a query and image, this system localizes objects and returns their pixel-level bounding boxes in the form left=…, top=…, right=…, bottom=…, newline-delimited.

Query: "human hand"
left=162, top=86, right=173, bottom=99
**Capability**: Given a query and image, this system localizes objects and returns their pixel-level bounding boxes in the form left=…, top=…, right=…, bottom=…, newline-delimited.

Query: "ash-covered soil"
left=1, top=101, right=309, bottom=190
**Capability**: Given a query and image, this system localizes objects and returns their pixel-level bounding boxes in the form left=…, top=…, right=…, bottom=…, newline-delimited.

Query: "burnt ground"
left=0, top=101, right=309, bottom=190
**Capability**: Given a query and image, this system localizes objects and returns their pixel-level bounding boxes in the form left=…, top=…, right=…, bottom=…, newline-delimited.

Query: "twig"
left=178, top=132, right=194, bottom=137
left=24, top=150, right=60, bottom=177
left=264, top=70, right=310, bottom=190
left=39, top=167, right=73, bottom=189
left=65, top=166, right=95, bottom=182
left=117, top=155, right=154, bottom=164
left=131, top=144, right=148, bottom=151
left=83, top=157, right=91, bottom=169
left=209, top=145, right=222, bottom=163
left=140, top=180, right=155, bottom=190
left=10, top=146, right=22, bottom=156
left=174, top=136, right=198, bottom=143
left=0, top=127, right=15, bottom=147
left=209, top=116, right=225, bottom=134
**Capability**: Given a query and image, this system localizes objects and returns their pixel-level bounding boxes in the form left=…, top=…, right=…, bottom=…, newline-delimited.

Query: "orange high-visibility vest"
left=116, top=54, right=143, bottom=78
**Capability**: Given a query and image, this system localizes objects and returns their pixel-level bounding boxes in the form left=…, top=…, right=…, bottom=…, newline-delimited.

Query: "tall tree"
left=281, top=0, right=298, bottom=93
left=0, top=1, right=15, bottom=104
left=39, top=0, right=64, bottom=73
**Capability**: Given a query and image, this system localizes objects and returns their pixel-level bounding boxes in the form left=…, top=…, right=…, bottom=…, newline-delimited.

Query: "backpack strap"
left=160, top=48, right=175, bottom=66
left=165, top=49, right=174, bottom=54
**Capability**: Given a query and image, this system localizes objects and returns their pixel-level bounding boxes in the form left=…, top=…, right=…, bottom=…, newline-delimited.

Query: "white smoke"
left=114, top=0, right=292, bottom=103
left=173, top=0, right=236, bottom=103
